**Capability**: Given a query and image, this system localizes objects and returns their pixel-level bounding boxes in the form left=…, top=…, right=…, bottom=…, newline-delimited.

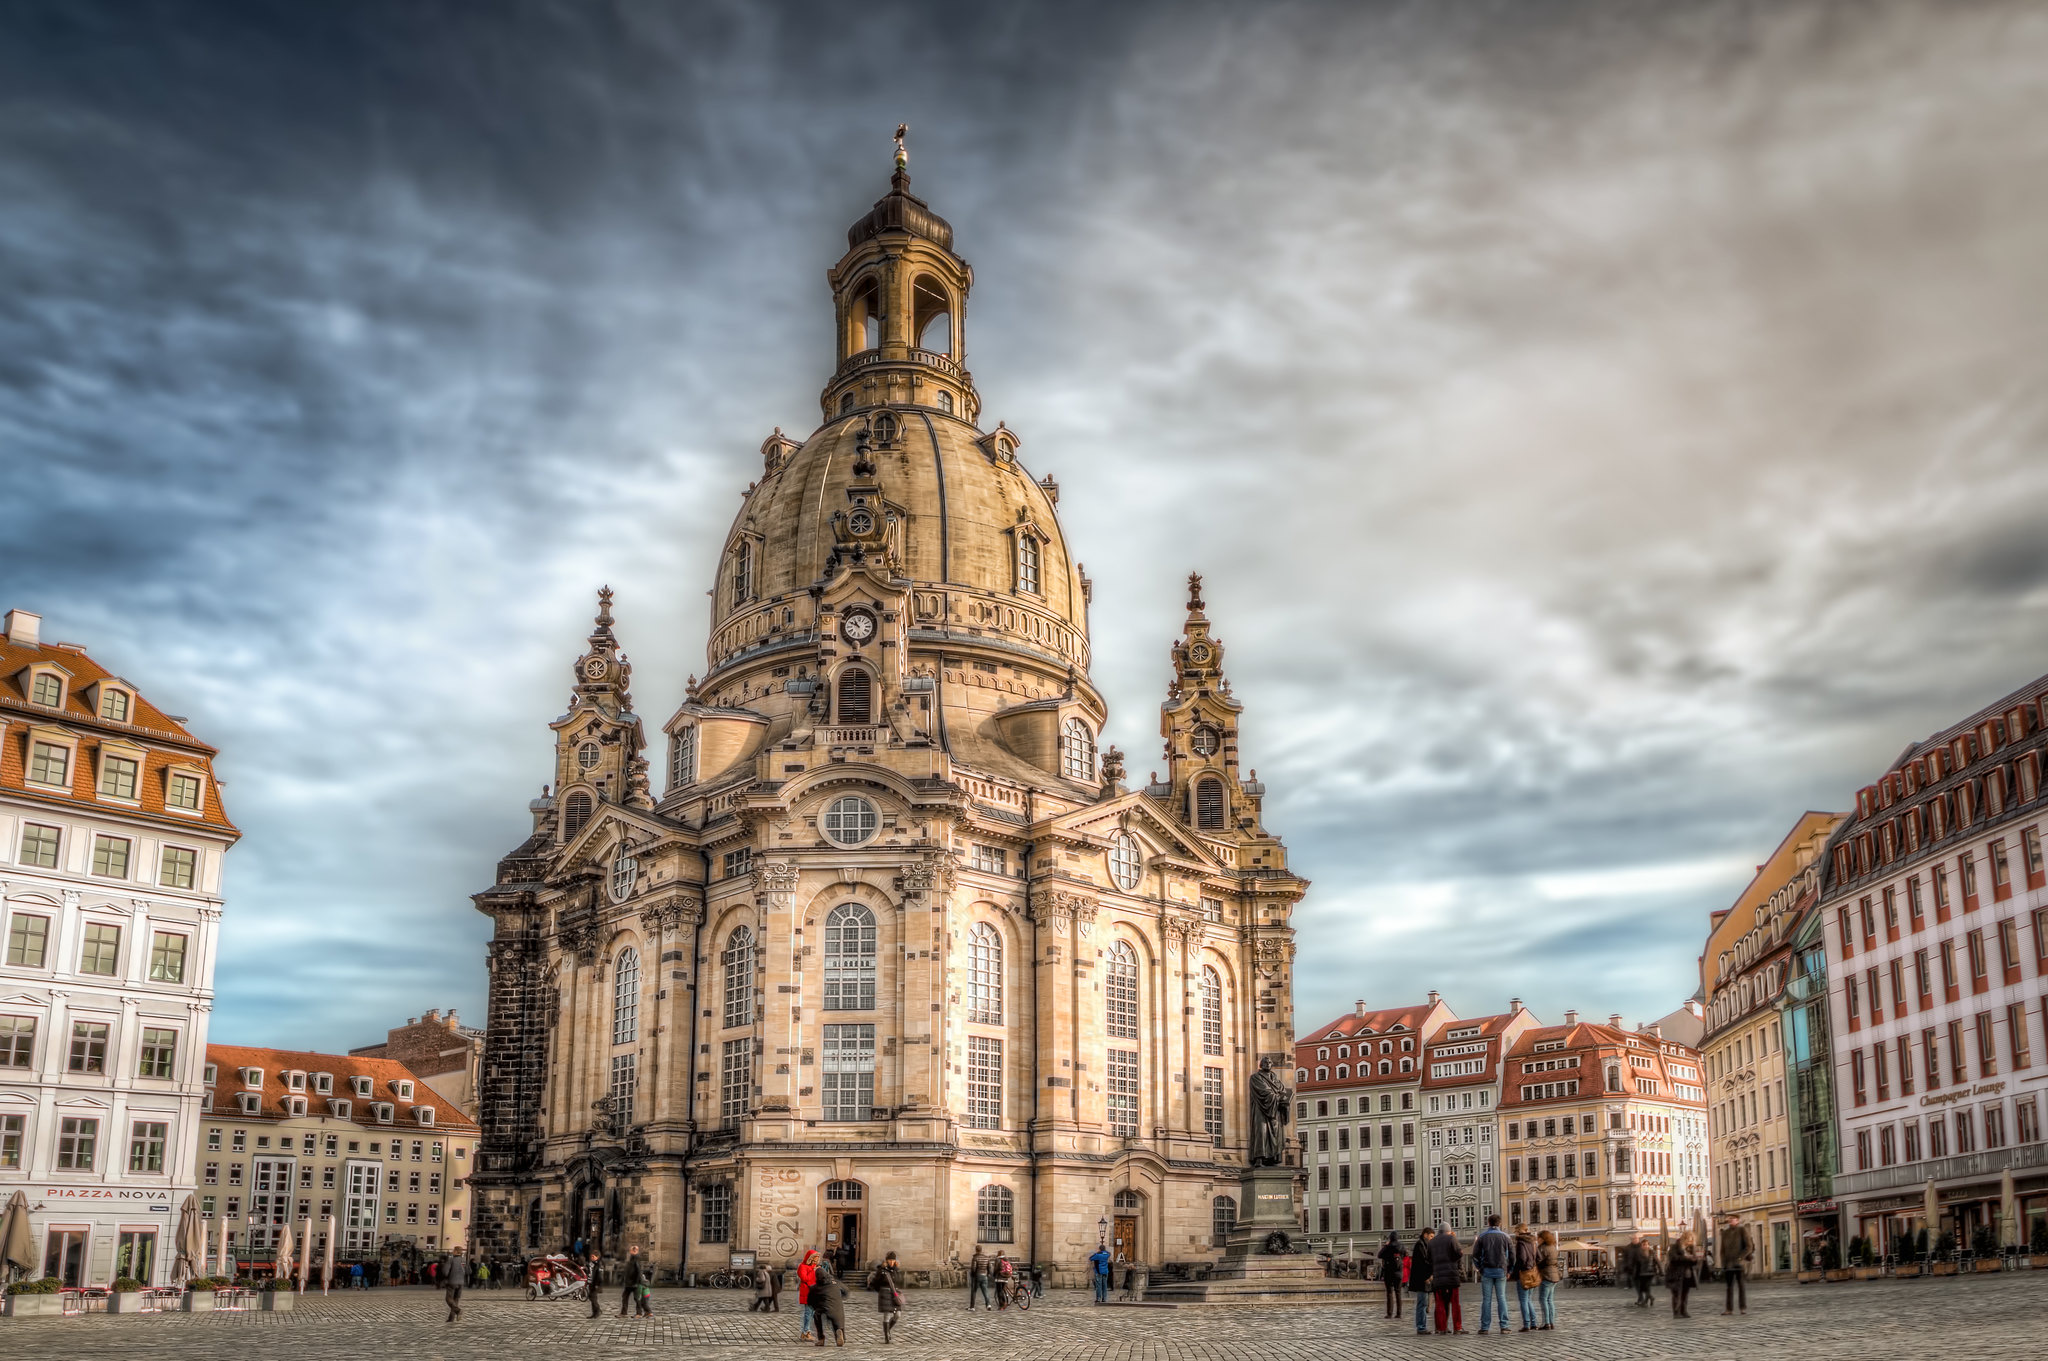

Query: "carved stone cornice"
left=1253, top=933, right=1293, bottom=978
left=757, top=861, right=800, bottom=895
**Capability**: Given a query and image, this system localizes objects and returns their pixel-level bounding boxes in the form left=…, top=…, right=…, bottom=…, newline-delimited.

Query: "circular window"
left=823, top=795, right=880, bottom=847
left=577, top=742, right=601, bottom=770
left=1191, top=726, right=1220, bottom=756
left=1109, top=831, right=1143, bottom=891
left=609, top=843, right=638, bottom=902
left=848, top=509, right=876, bottom=536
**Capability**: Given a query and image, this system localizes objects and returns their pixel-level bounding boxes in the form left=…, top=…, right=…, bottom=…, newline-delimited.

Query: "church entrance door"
left=1112, top=1216, right=1139, bottom=1266
left=824, top=1210, right=860, bottom=1267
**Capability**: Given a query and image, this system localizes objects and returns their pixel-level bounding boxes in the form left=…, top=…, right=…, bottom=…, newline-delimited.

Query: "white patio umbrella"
left=1, top=1190, right=33, bottom=1281
left=275, top=1222, right=295, bottom=1286
left=172, top=1195, right=203, bottom=1283
left=296, top=1216, right=312, bottom=1292
left=322, top=1216, right=337, bottom=1296
left=217, top=1216, right=231, bottom=1280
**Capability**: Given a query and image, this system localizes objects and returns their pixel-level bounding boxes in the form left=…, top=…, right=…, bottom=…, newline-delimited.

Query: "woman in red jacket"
left=798, top=1250, right=821, bottom=1341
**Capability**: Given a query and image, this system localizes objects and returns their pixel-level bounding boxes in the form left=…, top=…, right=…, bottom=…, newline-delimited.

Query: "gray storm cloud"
left=2, top=0, right=2045, bottom=1044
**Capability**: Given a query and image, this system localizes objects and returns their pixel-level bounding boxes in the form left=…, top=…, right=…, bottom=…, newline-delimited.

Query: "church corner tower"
left=469, top=136, right=1305, bottom=1283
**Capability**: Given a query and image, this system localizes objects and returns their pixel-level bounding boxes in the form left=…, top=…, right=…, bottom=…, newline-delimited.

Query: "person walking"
left=1376, top=1232, right=1404, bottom=1319
left=1409, top=1227, right=1436, bottom=1334
left=1719, top=1216, right=1753, bottom=1315
left=811, top=1260, right=847, bottom=1347
left=619, top=1244, right=647, bottom=1316
left=798, top=1249, right=821, bottom=1341
left=351, top=1260, right=364, bottom=1291
left=867, top=1251, right=904, bottom=1344
left=1626, top=1233, right=1656, bottom=1308
left=1511, top=1223, right=1539, bottom=1332
left=967, top=1248, right=991, bottom=1311
left=752, top=1261, right=781, bottom=1312
left=475, top=1259, right=490, bottom=1292
left=1429, top=1225, right=1466, bottom=1335
left=1535, top=1229, right=1561, bottom=1330
left=1088, top=1243, right=1112, bottom=1305
left=1471, top=1214, right=1512, bottom=1334
left=441, top=1248, right=464, bottom=1322
left=1666, top=1231, right=1702, bottom=1319
left=586, top=1247, right=604, bottom=1320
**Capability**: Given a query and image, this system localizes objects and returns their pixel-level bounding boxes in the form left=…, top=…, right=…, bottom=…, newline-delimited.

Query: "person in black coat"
left=1377, top=1233, right=1405, bottom=1319
left=1429, top=1227, right=1466, bottom=1335
left=866, top=1252, right=904, bottom=1344
left=811, top=1262, right=847, bottom=1347
left=1408, top=1228, right=1435, bottom=1334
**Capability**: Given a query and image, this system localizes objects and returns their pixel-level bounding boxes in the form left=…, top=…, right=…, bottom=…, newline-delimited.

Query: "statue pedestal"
left=1144, top=1164, right=1380, bottom=1305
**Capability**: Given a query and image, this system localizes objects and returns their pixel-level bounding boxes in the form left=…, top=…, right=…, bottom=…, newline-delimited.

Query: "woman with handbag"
left=1666, top=1231, right=1702, bottom=1319
left=867, top=1251, right=904, bottom=1344
left=1535, top=1229, right=1562, bottom=1331
left=1512, top=1224, right=1540, bottom=1332
left=1376, top=1232, right=1404, bottom=1319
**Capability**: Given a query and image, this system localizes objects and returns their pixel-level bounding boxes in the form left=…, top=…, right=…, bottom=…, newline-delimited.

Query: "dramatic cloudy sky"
left=6, top=1, right=2047, bottom=1049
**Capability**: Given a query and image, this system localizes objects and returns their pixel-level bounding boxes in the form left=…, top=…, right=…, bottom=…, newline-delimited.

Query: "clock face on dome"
left=1188, top=643, right=1212, bottom=666
left=583, top=657, right=608, bottom=680
left=842, top=610, right=877, bottom=643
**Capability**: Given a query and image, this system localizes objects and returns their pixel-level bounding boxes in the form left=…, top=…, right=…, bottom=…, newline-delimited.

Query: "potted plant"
left=1971, top=1225, right=2003, bottom=1272
left=181, top=1276, right=221, bottom=1312
left=1821, top=1237, right=1851, bottom=1282
left=3, top=1277, right=64, bottom=1318
left=1929, top=1231, right=1959, bottom=1275
left=2028, top=1219, right=2048, bottom=1269
left=260, top=1276, right=296, bottom=1311
left=105, top=1277, right=147, bottom=1313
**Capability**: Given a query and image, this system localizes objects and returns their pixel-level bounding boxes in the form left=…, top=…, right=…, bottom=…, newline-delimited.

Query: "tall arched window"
left=669, top=726, right=696, bottom=789
left=612, top=948, right=639, bottom=1046
left=835, top=668, right=873, bottom=724
left=975, top=1184, right=1014, bottom=1243
left=1061, top=718, right=1096, bottom=783
left=937, top=390, right=954, bottom=415
left=1017, top=534, right=1041, bottom=594
left=824, top=903, right=877, bottom=1010
left=563, top=791, right=593, bottom=839
left=1211, top=1195, right=1237, bottom=1245
left=1109, top=831, right=1142, bottom=891
left=1201, top=966, right=1224, bottom=1056
left=968, top=923, right=1002, bottom=1024
left=1105, top=940, right=1139, bottom=1138
left=1195, top=777, right=1226, bottom=830
left=722, top=926, right=754, bottom=1030
left=730, top=540, right=752, bottom=608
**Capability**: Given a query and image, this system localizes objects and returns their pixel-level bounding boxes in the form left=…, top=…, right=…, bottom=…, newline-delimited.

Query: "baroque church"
left=469, top=147, right=1306, bottom=1279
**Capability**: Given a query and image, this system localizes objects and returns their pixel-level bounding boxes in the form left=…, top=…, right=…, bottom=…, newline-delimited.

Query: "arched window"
left=913, top=275, right=952, bottom=356
left=824, top=903, right=877, bottom=1010
left=609, top=841, right=638, bottom=902
left=1108, top=832, right=1143, bottom=891
left=1336, top=1064, right=1349, bottom=1079
left=835, top=667, right=872, bottom=724
left=730, top=540, right=752, bottom=608
left=853, top=277, right=882, bottom=352
left=937, top=390, right=954, bottom=415
left=1195, top=776, right=1226, bottom=831
left=840, top=391, right=855, bottom=415
left=612, top=948, right=639, bottom=1046
left=563, top=791, right=593, bottom=839
left=1201, top=967, right=1223, bottom=1056
left=1062, top=718, right=1095, bottom=783
left=967, top=923, right=1002, bottom=1024
left=722, top=926, right=753, bottom=1030
left=1017, top=534, right=1040, bottom=594
left=670, top=726, right=696, bottom=789
left=1114, top=1189, right=1141, bottom=1211
left=1106, top=941, right=1140, bottom=1138
left=975, top=1185, right=1014, bottom=1243
left=1211, top=1195, right=1237, bottom=1245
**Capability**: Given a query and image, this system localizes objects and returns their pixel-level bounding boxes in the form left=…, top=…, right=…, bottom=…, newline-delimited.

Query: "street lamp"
left=1098, top=1216, right=1108, bottom=1248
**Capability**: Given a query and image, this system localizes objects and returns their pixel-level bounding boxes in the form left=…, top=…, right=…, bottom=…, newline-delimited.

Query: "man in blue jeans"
left=1088, top=1245, right=1111, bottom=1304
left=1471, top=1213, right=1513, bottom=1335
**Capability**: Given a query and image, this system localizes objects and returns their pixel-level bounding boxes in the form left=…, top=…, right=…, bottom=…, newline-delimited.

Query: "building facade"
left=1294, top=997, right=1454, bottom=1256
left=468, top=151, right=1306, bottom=1280
left=0, top=608, right=238, bottom=1287
left=1499, top=1017, right=1708, bottom=1255
left=1419, top=1006, right=1538, bottom=1236
left=1824, top=675, right=2048, bottom=1256
left=1784, top=896, right=1842, bottom=1259
left=350, top=1008, right=486, bottom=1119
left=1701, top=810, right=1842, bottom=1276
left=199, top=1045, right=478, bottom=1274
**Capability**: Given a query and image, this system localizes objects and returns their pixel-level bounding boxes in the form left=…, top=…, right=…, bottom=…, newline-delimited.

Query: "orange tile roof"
left=1296, top=1001, right=1449, bottom=1089
left=1418, top=1011, right=1523, bottom=1090
left=204, top=1044, right=478, bottom=1134
left=1499, top=1023, right=1703, bottom=1111
left=0, top=634, right=237, bottom=836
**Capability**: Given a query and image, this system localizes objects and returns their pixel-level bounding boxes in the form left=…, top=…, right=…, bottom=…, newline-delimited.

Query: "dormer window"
left=314, top=1072, right=333, bottom=1095
left=27, top=739, right=70, bottom=788
left=351, top=1076, right=373, bottom=1099
left=328, top=1098, right=352, bottom=1119
left=563, top=791, right=593, bottom=838
left=242, top=1067, right=264, bottom=1090
left=236, top=1092, right=259, bottom=1114
left=1061, top=718, right=1096, bottom=783
left=283, top=1095, right=308, bottom=1117
left=391, top=1079, right=414, bottom=1101
left=669, top=726, right=696, bottom=789
left=99, top=687, right=130, bottom=722
left=1017, top=534, right=1041, bottom=595
left=374, top=1102, right=395, bottom=1124
left=97, top=752, right=139, bottom=800
left=413, top=1106, right=436, bottom=1126
left=30, top=672, right=63, bottom=707
left=165, top=768, right=205, bottom=813
left=286, top=1071, right=306, bottom=1092
left=730, top=540, right=753, bottom=608
left=203, top=1063, right=218, bottom=1085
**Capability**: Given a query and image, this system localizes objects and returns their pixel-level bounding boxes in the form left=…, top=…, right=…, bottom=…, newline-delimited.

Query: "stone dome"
left=710, top=407, right=1087, bottom=675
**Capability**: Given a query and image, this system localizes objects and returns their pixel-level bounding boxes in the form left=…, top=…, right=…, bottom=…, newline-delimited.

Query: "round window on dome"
left=577, top=742, right=601, bottom=770
left=823, top=795, right=880, bottom=847
left=1109, top=831, right=1143, bottom=891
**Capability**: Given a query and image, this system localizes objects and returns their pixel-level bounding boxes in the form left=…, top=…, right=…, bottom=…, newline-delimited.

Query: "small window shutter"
left=836, top=670, right=872, bottom=724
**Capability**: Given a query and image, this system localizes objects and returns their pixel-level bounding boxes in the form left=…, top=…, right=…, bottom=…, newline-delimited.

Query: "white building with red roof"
left=0, top=608, right=239, bottom=1287
left=1419, top=1003, right=1542, bottom=1235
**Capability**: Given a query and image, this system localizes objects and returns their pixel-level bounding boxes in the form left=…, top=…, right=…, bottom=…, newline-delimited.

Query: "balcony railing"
left=833, top=348, right=962, bottom=382
left=1832, top=1137, right=2048, bottom=1196
left=815, top=725, right=882, bottom=746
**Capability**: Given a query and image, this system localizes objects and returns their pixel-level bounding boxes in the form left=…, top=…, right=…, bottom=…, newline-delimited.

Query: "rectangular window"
left=18, top=823, right=60, bottom=869
left=1203, top=1067, right=1225, bottom=1141
left=138, top=1027, right=177, bottom=1079
left=1879, top=1125, right=1897, bottom=1166
left=1860, top=896, right=1876, bottom=945
left=129, top=1120, right=168, bottom=1173
left=1935, top=864, right=1952, bottom=918
left=0, top=1114, right=21, bottom=1169
left=966, top=1035, right=1002, bottom=1130
left=1874, top=1044, right=1890, bottom=1101
left=700, top=1182, right=731, bottom=1244
left=1017, top=534, right=1041, bottom=594
left=1106, top=1048, right=1139, bottom=1138
left=69, top=1021, right=109, bottom=1073
left=1941, top=939, right=1959, bottom=998
left=1915, top=949, right=1932, bottom=1005
left=1868, top=966, right=1883, bottom=1022
left=1897, top=1037, right=1914, bottom=1096
left=1956, top=1109, right=1977, bottom=1154
left=821, top=1023, right=876, bottom=1122
left=1855, top=1129, right=1871, bottom=1172
left=608, top=1053, right=636, bottom=1129
left=1986, top=1103, right=2009, bottom=1150
left=1993, top=840, right=2013, bottom=899
left=100, top=754, right=139, bottom=800
left=970, top=844, right=1008, bottom=875
left=1929, top=1117, right=1948, bottom=1158
left=1976, top=1012, right=1998, bottom=1076
left=1909, top=876, right=1926, bottom=930
left=2010, top=1003, right=2033, bottom=1070
left=1963, top=852, right=1980, bottom=909
left=1890, top=960, right=1906, bottom=1012
left=29, top=741, right=69, bottom=787
left=2028, top=827, right=2047, bottom=888
left=57, top=1116, right=98, bottom=1169
left=167, top=773, right=203, bottom=811
left=5, top=914, right=49, bottom=968
left=78, top=923, right=121, bottom=975
left=0, top=1016, right=35, bottom=1068
left=1837, top=906, right=1854, bottom=959
left=1852, top=1048, right=1867, bottom=1106
left=1845, top=973, right=1861, bottom=1026
left=90, top=835, right=131, bottom=880
left=719, top=1038, right=751, bottom=1127
left=2020, top=1097, right=2042, bottom=1146
left=1884, top=887, right=1900, bottom=938
left=148, top=932, right=188, bottom=982
left=721, top=847, right=752, bottom=879
left=100, top=688, right=128, bottom=721
left=158, top=847, right=197, bottom=891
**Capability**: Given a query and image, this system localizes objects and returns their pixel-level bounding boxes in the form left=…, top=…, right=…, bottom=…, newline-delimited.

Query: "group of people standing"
left=780, top=1248, right=907, bottom=1346
left=1377, top=1217, right=1562, bottom=1335
left=1621, top=1216, right=1754, bottom=1319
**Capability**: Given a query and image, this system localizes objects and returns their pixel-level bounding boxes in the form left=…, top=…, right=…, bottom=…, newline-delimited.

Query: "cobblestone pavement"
left=4, top=1274, right=2040, bottom=1360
